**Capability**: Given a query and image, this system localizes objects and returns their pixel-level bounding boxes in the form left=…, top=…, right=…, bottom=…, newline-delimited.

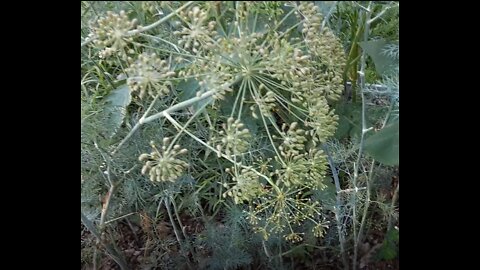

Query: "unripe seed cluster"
left=139, top=138, right=189, bottom=182
left=89, top=10, right=138, bottom=59
left=126, top=53, right=175, bottom=99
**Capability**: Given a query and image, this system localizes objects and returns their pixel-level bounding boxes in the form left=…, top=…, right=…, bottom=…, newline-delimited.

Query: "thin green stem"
left=132, top=41, right=208, bottom=60
left=105, top=212, right=136, bottom=225
left=323, top=144, right=349, bottom=269
left=231, top=78, right=246, bottom=119
left=357, top=160, right=375, bottom=244
left=164, top=112, right=281, bottom=193
left=237, top=77, right=248, bottom=120
left=272, top=7, right=297, bottom=32
left=320, top=1, right=339, bottom=31
left=253, top=75, right=309, bottom=114
left=248, top=80, right=285, bottom=166
left=352, top=3, right=373, bottom=270
left=112, top=90, right=215, bottom=155
left=128, top=1, right=194, bottom=36
left=81, top=212, right=129, bottom=270
left=368, top=3, right=397, bottom=24
left=167, top=101, right=209, bottom=153
left=164, top=198, right=193, bottom=269
left=139, top=33, right=184, bottom=53
left=171, top=196, right=196, bottom=258
left=112, top=93, right=161, bottom=155
left=277, top=21, right=303, bottom=40
left=387, top=182, right=399, bottom=231
left=252, top=9, right=259, bottom=32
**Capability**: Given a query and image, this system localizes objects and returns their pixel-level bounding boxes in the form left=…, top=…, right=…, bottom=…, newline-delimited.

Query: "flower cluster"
left=273, top=136, right=329, bottom=189
left=218, top=32, right=264, bottom=70
left=303, top=148, right=329, bottom=190
left=139, top=138, right=189, bottom=182
left=305, top=96, right=339, bottom=144
left=125, top=53, right=176, bottom=99
left=223, top=167, right=265, bottom=204
left=310, top=29, right=346, bottom=101
left=263, top=38, right=312, bottom=87
left=88, top=10, right=138, bottom=59
left=251, top=87, right=276, bottom=119
left=285, top=232, right=303, bottom=243
left=197, top=63, right=234, bottom=100
left=297, top=3, right=322, bottom=52
left=174, top=6, right=217, bottom=53
left=275, top=157, right=309, bottom=188
left=297, top=3, right=346, bottom=101
left=312, top=222, right=329, bottom=238
left=274, top=122, right=307, bottom=158
left=209, top=117, right=251, bottom=157
left=246, top=187, right=323, bottom=242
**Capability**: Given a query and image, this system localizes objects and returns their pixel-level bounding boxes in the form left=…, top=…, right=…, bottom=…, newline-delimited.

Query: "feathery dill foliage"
left=198, top=220, right=253, bottom=269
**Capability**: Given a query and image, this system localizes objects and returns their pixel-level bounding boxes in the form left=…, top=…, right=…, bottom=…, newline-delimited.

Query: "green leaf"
left=176, top=78, right=212, bottom=112
left=193, top=95, right=213, bottom=112
left=314, top=179, right=336, bottom=211
left=334, top=101, right=362, bottom=139
left=177, top=78, right=200, bottom=101
left=106, top=84, right=131, bottom=107
left=364, top=119, right=399, bottom=165
left=375, top=229, right=399, bottom=261
left=241, top=113, right=260, bottom=136
left=101, top=84, right=131, bottom=138
left=359, top=39, right=397, bottom=76
left=335, top=115, right=351, bottom=139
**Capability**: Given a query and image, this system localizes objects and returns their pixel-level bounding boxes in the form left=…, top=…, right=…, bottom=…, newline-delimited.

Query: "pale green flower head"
left=139, top=138, right=189, bottom=182
left=89, top=10, right=138, bottom=59
left=126, top=52, right=175, bottom=99
left=210, top=117, right=251, bottom=157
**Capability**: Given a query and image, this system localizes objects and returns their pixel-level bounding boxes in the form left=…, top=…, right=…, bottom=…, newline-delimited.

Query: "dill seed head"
left=209, top=118, right=251, bottom=157
left=138, top=140, right=189, bottom=182
left=125, top=53, right=175, bottom=99
left=89, top=10, right=137, bottom=58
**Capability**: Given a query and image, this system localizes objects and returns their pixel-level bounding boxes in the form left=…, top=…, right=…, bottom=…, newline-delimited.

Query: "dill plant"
left=81, top=1, right=398, bottom=269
